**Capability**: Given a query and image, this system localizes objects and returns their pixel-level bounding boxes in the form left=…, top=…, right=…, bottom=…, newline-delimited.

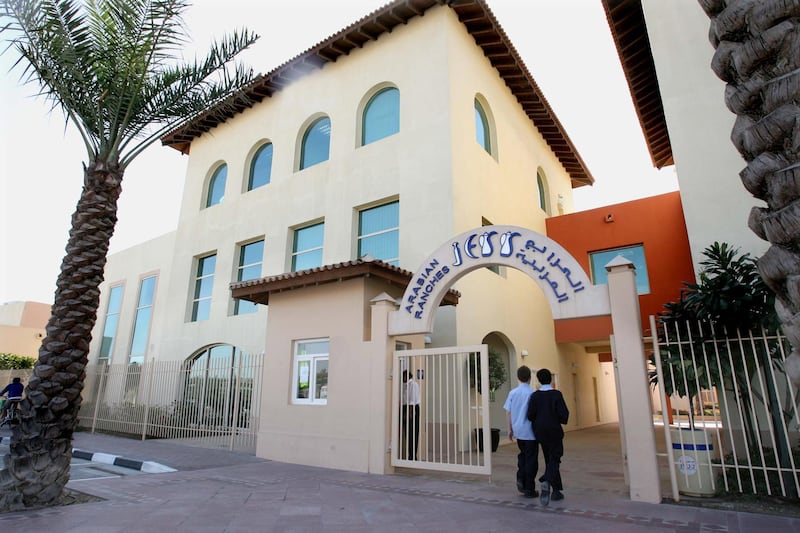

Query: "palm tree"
left=696, top=0, right=800, bottom=386
left=0, top=0, right=257, bottom=510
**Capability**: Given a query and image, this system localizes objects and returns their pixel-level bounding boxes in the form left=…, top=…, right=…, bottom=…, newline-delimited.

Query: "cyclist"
left=0, top=377, right=24, bottom=422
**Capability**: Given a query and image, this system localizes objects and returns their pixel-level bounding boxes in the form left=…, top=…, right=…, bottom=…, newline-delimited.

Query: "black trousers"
left=516, top=439, right=539, bottom=492
left=401, top=404, right=420, bottom=460
left=539, top=439, right=564, bottom=491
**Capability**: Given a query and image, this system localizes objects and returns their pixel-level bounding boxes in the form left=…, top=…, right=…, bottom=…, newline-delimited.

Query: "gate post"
left=606, top=257, right=661, bottom=504
left=369, top=292, right=400, bottom=475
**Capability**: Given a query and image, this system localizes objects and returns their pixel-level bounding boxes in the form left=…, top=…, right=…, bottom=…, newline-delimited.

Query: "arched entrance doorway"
left=482, top=331, right=513, bottom=439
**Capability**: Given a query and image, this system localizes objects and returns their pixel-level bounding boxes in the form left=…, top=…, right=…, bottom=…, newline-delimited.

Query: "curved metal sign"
left=389, top=225, right=610, bottom=335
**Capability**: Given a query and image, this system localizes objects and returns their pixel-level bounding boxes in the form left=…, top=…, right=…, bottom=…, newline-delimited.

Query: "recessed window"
left=206, top=164, right=227, bottom=207
left=234, top=240, right=264, bottom=315
left=589, top=245, right=651, bottom=295
left=362, top=87, right=399, bottom=146
left=292, top=223, right=324, bottom=271
left=537, top=168, right=549, bottom=214
left=474, top=99, right=491, bottom=154
left=293, top=339, right=329, bottom=405
left=248, top=143, right=273, bottom=191
left=300, top=117, right=331, bottom=170
left=129, top=275, right=156, bottom=364
left=98, top=285, right=123, bottom=362
left=358, top=201, right=399, bottom=265
left=192, top=254, right=216, bottom=321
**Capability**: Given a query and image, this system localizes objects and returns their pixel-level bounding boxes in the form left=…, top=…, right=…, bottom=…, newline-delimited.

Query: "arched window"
left=300, top=117, right=331, bottom=170
left=536, top=168, right=549, bottom=214
left=248, top=143, right=273, bottom=191
left=362, top=87, right=399, bottom=146
left=206, top=164, right=227, bottom=207
left=474, top=99, right=491, bottom=154
left=185, top=345, right=257, bottom=428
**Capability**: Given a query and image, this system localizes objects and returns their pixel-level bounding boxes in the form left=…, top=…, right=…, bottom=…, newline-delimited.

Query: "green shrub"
left=0, top=353, right=36, bottom=370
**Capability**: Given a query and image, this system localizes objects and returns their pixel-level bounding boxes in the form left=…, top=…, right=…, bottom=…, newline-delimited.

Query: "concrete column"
left=369, top=293, right=399, bottom=474
left=606, top=257, right=661, bottom=504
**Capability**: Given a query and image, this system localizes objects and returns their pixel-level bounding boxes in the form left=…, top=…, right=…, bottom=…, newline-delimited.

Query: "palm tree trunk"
left=0, top=160, right=122, bottom=510
left=698, top=0, right=800, bottom=498
left=697, top=0, right=800, bottom=387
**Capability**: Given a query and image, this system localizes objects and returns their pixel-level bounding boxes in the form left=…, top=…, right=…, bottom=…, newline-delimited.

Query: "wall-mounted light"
left=521, top=349, right=528, bottom=358
left=604, top=213, right=615, bottom=223
left=424, top=335, right=432, bottom=345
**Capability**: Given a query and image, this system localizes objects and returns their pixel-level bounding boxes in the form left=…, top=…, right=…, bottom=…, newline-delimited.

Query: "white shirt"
left=402, top=378, right=421, bottom=406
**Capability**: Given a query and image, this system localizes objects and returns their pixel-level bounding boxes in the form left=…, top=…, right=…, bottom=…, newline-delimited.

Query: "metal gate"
left=649, top=316, right=800, bottom=500
left=391, top=345, right=491, bottom=475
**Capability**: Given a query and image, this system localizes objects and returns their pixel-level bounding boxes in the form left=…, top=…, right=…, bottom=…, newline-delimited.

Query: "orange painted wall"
left=546, top=191, right=696, bottom=342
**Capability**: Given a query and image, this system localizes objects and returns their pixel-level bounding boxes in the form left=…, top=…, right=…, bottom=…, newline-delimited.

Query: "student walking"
left=503, top=365, right=538, bottom=498
left=526, top=368, right=569, bottom=506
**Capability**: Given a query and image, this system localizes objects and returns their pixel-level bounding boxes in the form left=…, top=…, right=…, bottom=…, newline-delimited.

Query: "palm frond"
left=1, top=0, right=259, bottom=167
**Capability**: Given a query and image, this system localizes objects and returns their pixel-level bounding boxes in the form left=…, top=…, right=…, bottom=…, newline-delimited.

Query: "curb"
left=1, top=437, right=175, bottom=473
left=71, top=449, right=177, bottom=473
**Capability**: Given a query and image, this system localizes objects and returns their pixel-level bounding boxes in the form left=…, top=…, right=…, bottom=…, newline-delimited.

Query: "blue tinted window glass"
left=235, top=240, right=264, bottom=316
left=590, top=245, right=651, bottom=295
left=362, top=88, right=399, bottom=145
left=292, top=223, right=324, bottom=271
left=130, top=276, right=157, bottom=358
left=206, top=165, right=227, bottom=207
left=293, top=248, right=323, bottom=271
left=300, top=118, right=331, bottom=169
left=99, top=285, right=124, bottom=359
left=359, top=201, right=398, bottom=235
left=192, top=255, right=216, bottom=322
left=240, top=240, right=264, bottom=267
left=192, top=299, right=211, bottom=322
left=358, top=202, right=399, bottom=265
left=248, top=143, right=273, bottom=190
left=130, top=307, right=152, bottom=356
left=198, top=255, right=216, bottom=277
left=138, top=276, right=156, bottom=306
left=195, top=277, right=213, bottom=299
left=293, top=223, right=324, bottom=253
left=474, top=100, right=490, bottom=153
left=107, top=285, right=123, bottom=314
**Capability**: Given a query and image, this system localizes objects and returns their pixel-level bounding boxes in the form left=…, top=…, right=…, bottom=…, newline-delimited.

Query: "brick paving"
left=0, top=424, right=796, bottom=532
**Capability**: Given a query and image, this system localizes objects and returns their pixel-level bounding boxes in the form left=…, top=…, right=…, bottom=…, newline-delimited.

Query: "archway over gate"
left=389, top=225, right=610, bottom=336
left=388, top=225, right=662, bottom=504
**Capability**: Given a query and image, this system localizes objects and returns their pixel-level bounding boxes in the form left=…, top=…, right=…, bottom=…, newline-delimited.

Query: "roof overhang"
left=602, top=0, right=673, bottom=169
left=161, top=0, right=594, bottom=187
left=230, top=257, right=461, bottom=306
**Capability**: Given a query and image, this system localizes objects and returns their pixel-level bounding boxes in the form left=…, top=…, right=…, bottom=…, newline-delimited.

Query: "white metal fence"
left=77, top=352, right=263, bottom=453
left=392, top=345, right=491, bottom=475
left=650, top=316, right=800, bottom=499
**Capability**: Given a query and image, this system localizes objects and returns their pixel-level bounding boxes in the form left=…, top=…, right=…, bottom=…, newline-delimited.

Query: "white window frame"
left=292, top=338, right=329, bottom=405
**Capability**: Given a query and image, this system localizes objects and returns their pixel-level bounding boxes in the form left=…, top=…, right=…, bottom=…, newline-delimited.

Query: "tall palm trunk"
left=0, top=160, right=122, bottom=510
left=697, top=0, right=800, bottom=385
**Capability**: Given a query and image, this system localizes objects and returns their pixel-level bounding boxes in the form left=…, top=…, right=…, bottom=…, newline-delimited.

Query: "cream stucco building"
left=603, top=0, right=769, bottom=271
left=88, top=0, right=621, bottom=471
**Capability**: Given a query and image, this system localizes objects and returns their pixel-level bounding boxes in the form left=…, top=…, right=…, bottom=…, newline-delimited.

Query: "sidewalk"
left=0, top=425, right=796, bottom=532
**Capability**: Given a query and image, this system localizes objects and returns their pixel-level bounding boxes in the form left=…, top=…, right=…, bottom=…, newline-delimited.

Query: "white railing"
left=392, top=345, right=491, bottom=475
left=650, top=316, right=800, bottom=499
left=78, top=353, right=263, bottom=453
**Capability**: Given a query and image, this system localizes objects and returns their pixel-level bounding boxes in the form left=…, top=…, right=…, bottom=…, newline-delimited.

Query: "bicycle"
left=0, top=396, right=22, bottom=429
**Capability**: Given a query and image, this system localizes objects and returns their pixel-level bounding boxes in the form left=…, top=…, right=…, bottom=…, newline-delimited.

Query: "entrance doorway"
left=482, top=332, right=513, bottom=440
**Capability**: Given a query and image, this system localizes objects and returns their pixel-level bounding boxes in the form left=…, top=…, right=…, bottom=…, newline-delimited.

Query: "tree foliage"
left=0, top=354, right=36, bottom=370
left=651, top=242, right=782, bottom=432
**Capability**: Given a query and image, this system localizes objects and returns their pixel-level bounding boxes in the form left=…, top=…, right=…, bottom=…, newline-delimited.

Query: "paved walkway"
left=0, top=424, right=797, bottom=532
